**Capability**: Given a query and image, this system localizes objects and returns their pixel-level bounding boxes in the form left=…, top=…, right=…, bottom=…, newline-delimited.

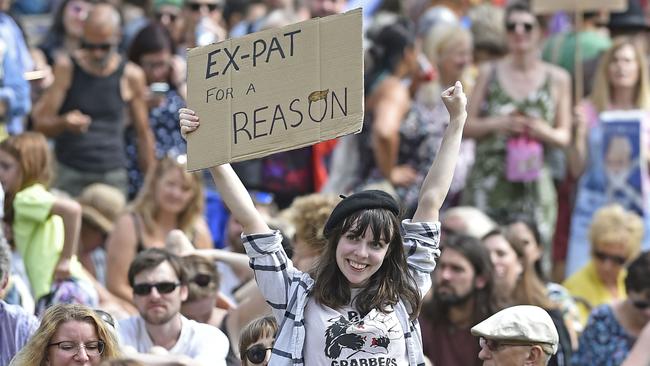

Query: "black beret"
left=323, top=190, right=400, bottom=238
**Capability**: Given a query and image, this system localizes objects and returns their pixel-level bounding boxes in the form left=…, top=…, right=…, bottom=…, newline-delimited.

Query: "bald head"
left=84, top=3, right=121, bottom=38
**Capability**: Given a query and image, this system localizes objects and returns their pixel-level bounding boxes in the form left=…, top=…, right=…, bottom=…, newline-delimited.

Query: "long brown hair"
left=0, top=132, right=53, bottom=225
left=130, top=157, right=203, bottom=236
left=491, top=229, right=555, bottom=310
left=311, top=208, right=422, bottom=320
left=591, top=37, right=650, bottom=112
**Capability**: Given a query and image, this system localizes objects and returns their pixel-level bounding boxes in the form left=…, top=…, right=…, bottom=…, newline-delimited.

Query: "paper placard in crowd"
left=185, top=9, right=364, bottom=171
left=567, top=110, right=650, bottom=275
left=531, top=0, right=626, bottom=13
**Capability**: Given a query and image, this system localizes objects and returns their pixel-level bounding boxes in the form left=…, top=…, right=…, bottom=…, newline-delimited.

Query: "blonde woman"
left=106, top=157, right=212, bottom=304
left=402, top=23, right=476, bottom=210
left=11, top=303, right=120, bottom=366
left=566, top=38, right=650, bottom=277
left=283, top=193, right=340, bottom=272
left=563, top=204, right=644, bottom=326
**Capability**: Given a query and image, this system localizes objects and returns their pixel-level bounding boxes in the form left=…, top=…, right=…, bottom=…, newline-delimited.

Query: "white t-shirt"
left=118, top=315, right=229, bottom=366
left=304, top=294, right=409, bottom=366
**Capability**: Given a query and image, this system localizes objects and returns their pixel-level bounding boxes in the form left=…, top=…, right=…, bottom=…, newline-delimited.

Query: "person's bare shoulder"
left=546, top=62, right=571, bottom=85
left=124, top=61, right=146, bottom=83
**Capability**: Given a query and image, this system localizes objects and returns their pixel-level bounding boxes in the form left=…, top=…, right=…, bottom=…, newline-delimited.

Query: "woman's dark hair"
left=506, top=216, right=546, bottom=282
left=625, top=251, right=650, bottom=293
left=425, top=233, right=500, bottom=325
left=364, top=17, right=415, bottom=95
left=311, top=208, right=422, bottom=320
left=504, top=0, right=546, bottom=30
left=127, top=21, right=175, bottom=65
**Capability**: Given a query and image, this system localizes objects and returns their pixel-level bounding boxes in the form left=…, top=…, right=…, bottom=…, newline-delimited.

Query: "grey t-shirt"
left=304, top=293, right=409, bottom=366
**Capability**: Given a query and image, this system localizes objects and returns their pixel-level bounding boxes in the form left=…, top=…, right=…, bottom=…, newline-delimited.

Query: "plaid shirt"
left=243, top=219, right=441, bottom=366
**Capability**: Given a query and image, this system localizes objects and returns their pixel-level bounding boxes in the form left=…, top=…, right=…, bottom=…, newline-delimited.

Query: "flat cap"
left=323, top=190, right=399, bottom=238
left=471, top=305, right=559, bottom=355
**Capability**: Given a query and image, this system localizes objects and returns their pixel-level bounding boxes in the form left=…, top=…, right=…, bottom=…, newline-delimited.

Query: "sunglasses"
left=245, top=344, right=272, bottom=364
left=632, top=300, right=650, bottom=309
left=80, top=40, right=112, bottom=51
left=133, top=281, right=180, bottom=296
left=193, top=273, right=213, bottom=287
left=593, top=250, right=627, bottom=266
left=155, top=12, right=178, bottom=22
left=505, top=21, right=535, bottom=33
left=187, top=2, right=221, bottom=12
left=479, top=337, right=533, bottom=352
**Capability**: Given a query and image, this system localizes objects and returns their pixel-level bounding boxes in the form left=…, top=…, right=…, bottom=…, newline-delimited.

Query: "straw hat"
left=77, top=184, right=126, bottom=234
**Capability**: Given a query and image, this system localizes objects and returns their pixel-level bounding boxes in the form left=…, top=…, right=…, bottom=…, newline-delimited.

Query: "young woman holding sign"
left=178, top=81, right=467, bottom=365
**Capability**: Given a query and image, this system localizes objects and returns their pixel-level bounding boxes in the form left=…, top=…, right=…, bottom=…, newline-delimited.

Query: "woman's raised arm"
left=179, top=108, right=270, bottom=235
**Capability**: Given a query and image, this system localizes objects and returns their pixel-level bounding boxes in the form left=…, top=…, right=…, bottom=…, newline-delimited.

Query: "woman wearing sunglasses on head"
left=239, top=316, right=277, bottom=366
left=563, top=204, right=643, bottom=327
left=572, top=251, right=650, bottom=365
left=462, top=0, right=571, bottom=245
left=11, top=303, right=121, bottom=366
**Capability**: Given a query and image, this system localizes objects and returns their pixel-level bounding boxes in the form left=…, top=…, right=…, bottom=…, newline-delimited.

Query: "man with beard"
left=419, top=233, right=502, bottom=366
left=118, top=248, right=229, bottom=365
left=33, top=3, right=154, bottom=198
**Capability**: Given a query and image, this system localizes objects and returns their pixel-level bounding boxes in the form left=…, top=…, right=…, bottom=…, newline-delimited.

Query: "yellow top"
left=562, top=260, right=627, bottom=327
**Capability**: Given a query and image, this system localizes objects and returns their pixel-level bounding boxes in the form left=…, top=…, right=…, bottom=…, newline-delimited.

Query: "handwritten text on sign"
left=185, top=9, right=364, bottom=171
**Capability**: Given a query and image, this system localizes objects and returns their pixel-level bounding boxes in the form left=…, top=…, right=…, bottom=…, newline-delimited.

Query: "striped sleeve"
left=242, top=230, right=304, bottom=319
left=401, top=219, right=441, bottom=298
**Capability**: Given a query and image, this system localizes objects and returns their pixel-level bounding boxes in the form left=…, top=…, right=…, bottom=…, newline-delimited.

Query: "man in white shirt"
left=118, top=248, right=229, bottom=366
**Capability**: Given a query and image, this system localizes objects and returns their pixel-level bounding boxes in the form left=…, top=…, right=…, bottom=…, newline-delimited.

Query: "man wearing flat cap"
left=471, top=305, right=559, bottom=366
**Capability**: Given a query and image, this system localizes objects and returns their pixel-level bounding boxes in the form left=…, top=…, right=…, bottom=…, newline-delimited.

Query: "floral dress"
left=462, top=66, right=557, bottom=240
left=572, top=304, right=635, bottom=366
left=395, top=97, right=475, bottom=213
left=125, top=88, right=186, bottom=198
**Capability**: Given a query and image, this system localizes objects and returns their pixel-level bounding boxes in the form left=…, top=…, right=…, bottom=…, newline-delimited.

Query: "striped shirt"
left=243, top=219, right=441, bottom=365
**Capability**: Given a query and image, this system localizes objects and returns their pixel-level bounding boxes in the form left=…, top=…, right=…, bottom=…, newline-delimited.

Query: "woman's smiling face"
left=335, top=227, right=389, bottom=288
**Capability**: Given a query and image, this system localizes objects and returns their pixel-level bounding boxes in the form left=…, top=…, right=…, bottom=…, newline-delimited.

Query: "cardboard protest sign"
left=567, top=110, right=650, bottom=275
left=185, top=9, right=363, bottom=171
left=532, top=0, right=626, bottom=13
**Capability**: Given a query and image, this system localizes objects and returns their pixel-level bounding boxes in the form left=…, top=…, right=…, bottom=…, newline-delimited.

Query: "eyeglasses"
left=133, top=281, right=181, bottom=296
left=505, top=21, right=535, bottom=33
left=593, top=250, right=627, bottom=266
left=479, top=337, right=533, bottom=352
left=48, top=340, right=105, bottom=356
left=187, top=2, right=221, bottom=12
left=192, top=273, right=213, bottom=287
left=632, top=300, right=650, bottom=309
left=80, top=40, right=113, bottom=52
left=155, top=11, right=178, bottom=23
left=245, top=344, right=272, bottom=364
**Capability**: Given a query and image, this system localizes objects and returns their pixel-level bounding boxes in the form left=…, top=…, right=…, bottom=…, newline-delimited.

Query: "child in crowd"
left=0, top=132, right=96, bottom=305
left=239, top=316, right=278, bottom=366
left=179, top=81, right=467, bottom=364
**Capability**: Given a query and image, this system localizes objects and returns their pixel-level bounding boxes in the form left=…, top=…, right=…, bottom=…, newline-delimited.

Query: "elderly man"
left=471, top=305, right=559, bottom=366
left=0, top=232, right=39, bottom=365
left=33, top=3, right=154, bottom=197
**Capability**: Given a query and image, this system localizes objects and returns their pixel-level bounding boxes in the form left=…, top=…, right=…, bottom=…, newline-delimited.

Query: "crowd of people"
left=3, top=0, right=650, bottom=365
